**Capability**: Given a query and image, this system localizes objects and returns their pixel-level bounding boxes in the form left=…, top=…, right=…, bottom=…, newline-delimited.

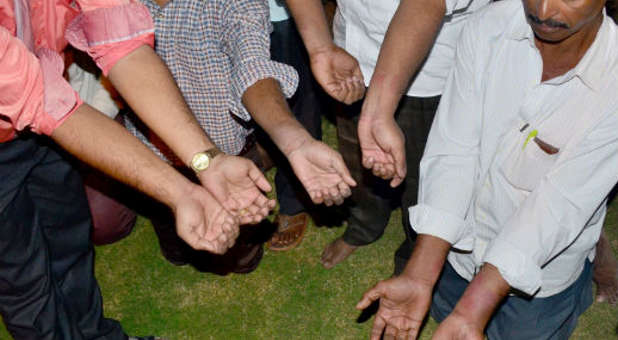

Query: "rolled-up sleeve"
left=0, top=27, right=80, bottom=140
left=65, top=0, right=154, bottom=76
left=484, top=115, right=618, bottom=295
left=408, top=19, right=481, bottom=249
left=220, top=0, right=298, bottom=120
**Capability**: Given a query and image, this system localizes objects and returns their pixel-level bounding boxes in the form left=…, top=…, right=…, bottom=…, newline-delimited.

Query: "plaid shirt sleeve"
left=220, top=0, right=298, bottom=120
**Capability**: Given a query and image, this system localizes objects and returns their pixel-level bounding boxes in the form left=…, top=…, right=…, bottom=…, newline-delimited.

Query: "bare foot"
left=593, top=230, right=618, bottom=305
left=321, top=237, right=358, bottom=269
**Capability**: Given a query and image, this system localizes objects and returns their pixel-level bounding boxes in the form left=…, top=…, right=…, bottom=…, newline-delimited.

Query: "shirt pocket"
left=500, top=131, right=560, bottom=192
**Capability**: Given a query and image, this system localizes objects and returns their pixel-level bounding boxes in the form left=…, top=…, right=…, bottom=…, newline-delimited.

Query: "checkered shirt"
left=125, top=0, right=298, bottom=162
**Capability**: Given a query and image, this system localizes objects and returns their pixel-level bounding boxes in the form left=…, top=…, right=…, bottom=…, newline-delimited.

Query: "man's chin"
left=532, top=29, right=570, bottom=43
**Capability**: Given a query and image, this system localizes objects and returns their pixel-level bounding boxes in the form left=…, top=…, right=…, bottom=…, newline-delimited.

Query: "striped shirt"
left=126, top=0, right=298, bottom=161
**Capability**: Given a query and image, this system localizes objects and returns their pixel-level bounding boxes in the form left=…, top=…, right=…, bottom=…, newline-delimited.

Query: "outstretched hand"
left=172, top=184, right=240, bottom=254
left=357, top=114, right=406, bottom=187
left=310, top=45, right=365, bottom=104
left=286, top=138, right=356, bottom=206
left=198, top=154, right=275, bottom=224
left=357, top=276, right=433, bottom=340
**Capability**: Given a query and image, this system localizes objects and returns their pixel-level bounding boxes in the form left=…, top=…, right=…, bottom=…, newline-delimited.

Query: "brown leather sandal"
left=267, top=213, right=309, bottom=252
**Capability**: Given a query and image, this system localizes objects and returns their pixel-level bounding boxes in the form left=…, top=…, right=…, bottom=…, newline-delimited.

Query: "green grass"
left=1, top=119, right=617, bottom=339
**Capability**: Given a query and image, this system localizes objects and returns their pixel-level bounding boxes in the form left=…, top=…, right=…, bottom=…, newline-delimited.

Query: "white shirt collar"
left=507, top=9, right=613, bottom=91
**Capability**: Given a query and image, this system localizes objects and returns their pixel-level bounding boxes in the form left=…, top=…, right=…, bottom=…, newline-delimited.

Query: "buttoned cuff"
left=408, top=204, right=473, bottom=250
left=231, top=59, right=299, bottom=120
left=483, top=238, right=542, bottom=296
left=65, top=3, right=155, bottom=75
left=33, top=48, right=82, bottom=135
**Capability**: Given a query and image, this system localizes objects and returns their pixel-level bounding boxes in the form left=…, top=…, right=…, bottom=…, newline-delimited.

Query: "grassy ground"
left=1, top=120, right=617, bottom=339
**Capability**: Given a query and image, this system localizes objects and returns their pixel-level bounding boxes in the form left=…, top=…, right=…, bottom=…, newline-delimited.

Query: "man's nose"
left=536, top=0, right=560, bottom=21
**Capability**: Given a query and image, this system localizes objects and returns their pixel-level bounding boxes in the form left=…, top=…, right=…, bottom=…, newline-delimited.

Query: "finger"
left=407, top=325, right=420, bottom=340
left=248, top=165, right=272, bottom=192
left=371, top=163, right=384, bottom=178
left=390, top=175, right=405, bottom=188
left=337, top=181, right=352, bottom=198
left=310, top=190, right=324, bottom=204
left=392, top=140, right=407, bottom=187
left=343, top=79, right=358, bottom=105
left=328, top=85, right=345, bottom=103
left=184, top=230, right=218, bottom=253
left=383, top=163, right=396, bottom=178
left=322, top=191, right=334, bottom=207
left=227, top=224, right=240, bottom=242
left=220, top=232, right=235, bottom=250
left=370, top=316, right=387, bottom=340
left=362, top=155, right=374, bottom=169
left=384, top=325, right=398, bottom=340
left=266, top=198, right=277, bottom=209
left=328, top=186, right=344, bottom=205
left=239, top=214, right=257, bottom=225
left=332, top=193, right=344, bottom=206
left=350, top=77, right=365, bottom=103
left=221, top=218, right=236, bottom=235
left=252, top=212, right=264, bottom=224
left=257, top=206, right=271, bottom=221
left=255, top=195, right=276, bottom=212
left=237, top=208, right=256, bottom=225
left=246, top=204, right=260, bottom=216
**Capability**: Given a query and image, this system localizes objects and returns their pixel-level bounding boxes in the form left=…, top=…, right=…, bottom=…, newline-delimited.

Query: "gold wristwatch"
left=190, top=147, right=223, bottom=173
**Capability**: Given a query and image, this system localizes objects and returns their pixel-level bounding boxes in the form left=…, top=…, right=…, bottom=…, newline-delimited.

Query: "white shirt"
left=268, top=0, right=289, bottom=22
left=68, top=64, right=119, bottom=119
left=333, top=0, right=489, bottom=97
left=409, top=0, right=618, bottom=297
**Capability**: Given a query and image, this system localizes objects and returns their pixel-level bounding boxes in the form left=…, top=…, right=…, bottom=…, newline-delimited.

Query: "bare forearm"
left=452, top=264, right=509, bottom=327
left=285, top=0, right=334, bottom=56
left=401, top=234, right=451, bottom=285
left=363, top=0, right=446, bottom=119
left=51, top=104, right=193, bottom=208
left=107, top=45, right=216, bottom=166
left=242, top=78, right=312, bottom=155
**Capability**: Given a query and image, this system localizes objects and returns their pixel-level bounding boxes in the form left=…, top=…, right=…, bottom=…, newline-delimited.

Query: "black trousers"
left=0, top=135, right=125, bottom=340
left=267, top=18, right=324, bottom=216
left=336, top=95, right=441, bottom=274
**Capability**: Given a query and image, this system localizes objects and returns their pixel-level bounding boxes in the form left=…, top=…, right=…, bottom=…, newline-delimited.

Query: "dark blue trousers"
left=0, top=135, right=125, bottom=340
left=430, top=261, right=593, bottom=340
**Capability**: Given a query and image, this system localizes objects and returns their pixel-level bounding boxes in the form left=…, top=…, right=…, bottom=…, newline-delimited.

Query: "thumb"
left=390, top=141, right=407, bottom=188
left=249, top=164, right=272, bottom=192
left=332, top=153, right=357, bottom=187
left=356, top=284, right=383, bottom=310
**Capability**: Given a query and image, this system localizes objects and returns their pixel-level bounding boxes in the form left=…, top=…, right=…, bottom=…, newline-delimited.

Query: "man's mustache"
left=527, top=13, right=570, bottom=29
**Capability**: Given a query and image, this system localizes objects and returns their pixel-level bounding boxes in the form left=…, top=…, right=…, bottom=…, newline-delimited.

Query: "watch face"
left=192, top=153, right=210, bottom=171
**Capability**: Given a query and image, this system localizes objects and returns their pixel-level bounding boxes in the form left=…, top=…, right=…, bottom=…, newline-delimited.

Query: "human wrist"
left=452, top=264, right=509, bottom=327
left=164, top=172, right=200, bottom=212
left=401, top=235, right=450, bottom=286
left=361, top=78, right=403, bottom=122
left=307, top=41, right=337, bottom=61
left=188, top=146, right=224, bottom=174
left=270, top=120, right=314, bottom=157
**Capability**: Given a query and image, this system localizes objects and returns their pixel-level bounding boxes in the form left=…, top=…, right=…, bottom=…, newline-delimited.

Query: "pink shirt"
left=0, top=0, right=154, bottom=142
